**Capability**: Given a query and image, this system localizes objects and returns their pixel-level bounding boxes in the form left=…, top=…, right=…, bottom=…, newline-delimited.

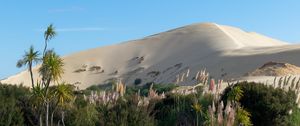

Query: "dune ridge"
left=2, top=23, right=300, bottom=89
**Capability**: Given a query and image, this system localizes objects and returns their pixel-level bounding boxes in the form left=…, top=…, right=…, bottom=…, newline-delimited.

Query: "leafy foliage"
left=0, top=84, right=30, bottom=126
left=222, top=81, right=296, bottom=126
left=97, top=97, right=156, bottom=126
left=288, top=106, right=300, bottom=126
left=71, top=104, right=99, bottom=126
left=39, top=50, right=64, bottom=85
left=235, top=107, right=252, bottom=126
left=227, top=86, right=244, bottom=102
left=85, top=83, right=114, bottom=93
left=134, top=78, right=142, bottom=85
left=16, top=46, right=40, bottom=88
left=154, top=93, right=212, bottom=126
left=43, top=24, right=57, bottom=56
left=126, top=83, right=178, bottom=96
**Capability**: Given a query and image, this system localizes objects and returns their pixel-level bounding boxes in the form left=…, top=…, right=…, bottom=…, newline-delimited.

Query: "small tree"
left=17, top=46, right=40, bottom=89
left=39, top=50, right=64, bottom=93
left=39, top=50, right=64, bottom=126
left=51, top=83, right=74, bottom=126
left=43, top=24, right=56, bottom=56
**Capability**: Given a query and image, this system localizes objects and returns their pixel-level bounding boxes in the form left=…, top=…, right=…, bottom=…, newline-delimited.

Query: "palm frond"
left=44, top=24, right=57, bottom=41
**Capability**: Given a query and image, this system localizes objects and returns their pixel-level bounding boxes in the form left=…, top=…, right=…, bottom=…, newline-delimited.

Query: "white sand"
left=2, top=23, right=299, bottom=89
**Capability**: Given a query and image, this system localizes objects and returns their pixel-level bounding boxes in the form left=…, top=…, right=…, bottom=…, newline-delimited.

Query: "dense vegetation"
left=2, top=81, right=299, bottom=126
left=222, top=81, right=300, bottom=126
left=86, top=82, right=178, bottom=96
left=0, top=84, right=30, bottom=125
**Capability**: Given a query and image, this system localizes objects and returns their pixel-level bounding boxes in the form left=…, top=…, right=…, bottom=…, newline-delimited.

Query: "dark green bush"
left=0, top=84, right=31, bottom=125
left=154, top=94, right=194, bottom=126
left=64, top=103, right=99, bottom=126
left=153, top=93, right=212, bottom=126
left=86, top=83, right=113, bottom=92
left=222, top=82, right=297, bottom=126
left=97, top=96, right=156, bottom=126
left=142, top=83, right=178, bottom=96
left=134, top=78, right=142, bottom=85
left=288, top=106, right=300, bottom=126
left=126, top=83, right=178, bottom=96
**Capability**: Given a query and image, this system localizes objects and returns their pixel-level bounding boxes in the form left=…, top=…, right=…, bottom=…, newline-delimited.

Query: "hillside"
left=3, top=23, right=300, bottom=89
left=246, top=62, right=300, bottom=76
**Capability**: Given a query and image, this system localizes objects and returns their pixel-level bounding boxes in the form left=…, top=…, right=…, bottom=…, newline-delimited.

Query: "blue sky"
left=0, top=0, right=299, bottom=79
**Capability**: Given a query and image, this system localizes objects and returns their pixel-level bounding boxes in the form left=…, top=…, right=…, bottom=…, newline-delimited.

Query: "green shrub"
left=97, top=96, right=156, bottom=126
left=125, top=86, right=140, bottom=96
left=142, top=83, right=178, bottom=96
left=154, top=93, right=212, bottom=126
left=71, top=104, right=99, bottom=126
left=222, top=82, right=296, bottom=126
left=134, top=78, right=142, bottom=85
left=235, top=107, right=252, bottom=126
left=0, top=84, right=31, bottom=125
left=126, top=83, right=178, bottom=96
left=287, top=106, right=300, bottom=126
left=0, top=97, right=25, bottom=125
left=154, top=94, right=194, bottom=126
left=86, top=83, right=113, bottom=92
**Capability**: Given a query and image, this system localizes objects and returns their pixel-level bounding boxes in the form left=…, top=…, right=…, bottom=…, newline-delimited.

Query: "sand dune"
left=2, top=23, right=300, bottom=89
left=246, top=62, right=300, bottom=76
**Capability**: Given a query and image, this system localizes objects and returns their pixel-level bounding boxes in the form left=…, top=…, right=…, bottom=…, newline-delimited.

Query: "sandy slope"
left=2, top=23, right=300, bottom=89
left=246, top=62, right=300, bottom=76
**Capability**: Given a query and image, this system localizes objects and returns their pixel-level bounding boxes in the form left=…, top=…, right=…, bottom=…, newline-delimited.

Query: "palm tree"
left=192, top=102, right=203, bottom=126
left=39, top=50, right=64, bottom=126
left=17, top=46, right=40, bottom=89
left=54, top=83, right=74, bottom=107
left=51, top=83, right=74, bottom=126
left=43, top=24, right=56, bottom=57
left=39, top=50, right=64, bottom=92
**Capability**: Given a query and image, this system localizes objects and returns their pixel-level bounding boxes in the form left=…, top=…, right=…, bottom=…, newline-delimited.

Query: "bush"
left=288, top=107, right=300, bottom=126
left=86, top=83, right=113, bottom=92
left=142, top=83, right=178, bottom=96
left=134, top=78, right=142, bottom=85
left=97, top=96, right=156, bottom=126
left=71, top=104, right=99, bottom=126
left=126, top=83, right=178, bottom=96
left=153, top=93, right=212, bottom=126
left=0, top=84, right=31, bottom=125
left=153, top=94, right=194, bottom=126
left=0, top=97, right=25, bottom=125
left=222, top=82, right=296, bottom=126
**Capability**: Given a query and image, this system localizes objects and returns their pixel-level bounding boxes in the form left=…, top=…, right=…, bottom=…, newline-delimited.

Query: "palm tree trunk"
left=196, top=113, right=199, bottom=126
left=51, top=102, right=58, bottom=126
left=29, top=63, right=35, bottom=89
left=39, top=114, right=43, bottom=126
left=51, top=112, right=54, bottom=126
left=46, top=101, right=49, bottom=126
left=61, top=111, right=65, bottom=126
left=43, top=40, right=48, bottom=57
left=45, top=77, right=51, bottom=95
